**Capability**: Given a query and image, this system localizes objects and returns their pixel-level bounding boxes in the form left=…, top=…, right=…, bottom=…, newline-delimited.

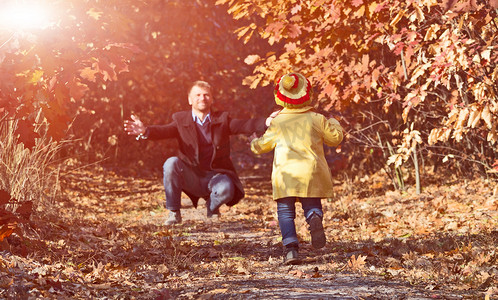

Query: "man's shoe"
left=206, top=207, right=221, bottom=219
left=309, top=213, right=326, bottom=249
left=164, top=210, right=182, bottom=226
left=283, top=248, right=301, bottom=265
left=206, top=197, right=221, bottom=219
left=209, top=196, right=231, bottom=213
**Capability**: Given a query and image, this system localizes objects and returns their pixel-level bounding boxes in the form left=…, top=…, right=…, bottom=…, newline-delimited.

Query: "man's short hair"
left=189, top=81, right=211, bottom=95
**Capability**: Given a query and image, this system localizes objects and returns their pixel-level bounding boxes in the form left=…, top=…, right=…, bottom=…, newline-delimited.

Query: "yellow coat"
left=251, top=107, right=343, bottom=200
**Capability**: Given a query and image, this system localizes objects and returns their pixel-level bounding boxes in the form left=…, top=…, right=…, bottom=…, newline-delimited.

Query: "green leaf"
left=399, top=232, right=412, bottom=238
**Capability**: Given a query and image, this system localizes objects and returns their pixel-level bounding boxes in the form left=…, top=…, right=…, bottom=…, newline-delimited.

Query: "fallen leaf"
left=348, top=254, right=367, bottom=271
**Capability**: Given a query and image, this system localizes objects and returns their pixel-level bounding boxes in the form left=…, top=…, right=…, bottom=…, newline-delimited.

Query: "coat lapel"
left=176, top=112, right=199, bottom=160
left=210, top=112, right=223, bottom=148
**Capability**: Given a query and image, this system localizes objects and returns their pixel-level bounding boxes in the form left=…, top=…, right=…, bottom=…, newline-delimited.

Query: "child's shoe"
left=283, top=243, right=301, bottom=265
left=308, top=213, right=326, bottom=249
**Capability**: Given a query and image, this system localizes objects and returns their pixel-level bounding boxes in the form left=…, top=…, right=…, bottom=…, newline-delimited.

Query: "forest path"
left=1, top=165, right=495, bottom=299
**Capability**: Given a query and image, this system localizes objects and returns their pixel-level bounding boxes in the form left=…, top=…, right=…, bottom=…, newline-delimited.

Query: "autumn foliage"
left=218, top=0, right=498, bottom=176
left=1, top=0, right=496, bottom=182
left=1, top=0, right=497, bottom=248
left=0, top=0, right=497, bottom=297
left=0, top=0, right=274, bottom=238
left=0, top=165, right=496, bottom=298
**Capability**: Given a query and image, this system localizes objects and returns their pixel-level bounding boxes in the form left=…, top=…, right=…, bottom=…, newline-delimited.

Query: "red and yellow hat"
left=274, top=72, right=312, bottom=108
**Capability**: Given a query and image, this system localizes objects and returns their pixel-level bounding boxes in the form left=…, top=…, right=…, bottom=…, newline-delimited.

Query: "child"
left=251, top=72, right=343, bottom=265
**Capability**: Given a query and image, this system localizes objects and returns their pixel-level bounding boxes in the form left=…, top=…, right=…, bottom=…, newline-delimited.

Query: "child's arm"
left=250, top=125, right=277, bottom=154
left=322, top=117, right=343, bottom=147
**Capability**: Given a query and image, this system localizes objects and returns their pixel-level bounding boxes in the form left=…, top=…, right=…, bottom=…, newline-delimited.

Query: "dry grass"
left=0, top=112, right=65, bottom=213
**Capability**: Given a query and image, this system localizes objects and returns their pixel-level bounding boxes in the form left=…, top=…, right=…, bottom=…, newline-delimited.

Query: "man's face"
left=188, top=86, right=212, bottom=113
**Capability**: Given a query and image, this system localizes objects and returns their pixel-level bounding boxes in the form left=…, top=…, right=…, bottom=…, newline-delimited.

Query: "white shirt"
left=192, top=112, right=211, bottom=126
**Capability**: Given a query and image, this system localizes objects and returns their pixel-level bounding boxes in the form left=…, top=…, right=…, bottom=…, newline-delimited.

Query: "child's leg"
left=277, top=197, right=300, bottom=265
left=276, top=197, right=299, bottom=247
left=301, top=197, right=326, bottom=249
left=300, top=197, right=323, bottom=220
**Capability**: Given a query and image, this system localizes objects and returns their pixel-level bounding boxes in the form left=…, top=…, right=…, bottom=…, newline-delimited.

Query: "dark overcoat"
left=146, top=110, right=266, bottom=207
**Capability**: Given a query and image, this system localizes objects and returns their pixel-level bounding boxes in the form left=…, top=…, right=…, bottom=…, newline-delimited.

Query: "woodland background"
left=0, top=0, right=497, bottom=298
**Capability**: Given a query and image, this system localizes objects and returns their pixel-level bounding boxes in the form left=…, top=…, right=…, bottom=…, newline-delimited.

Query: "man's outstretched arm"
left=124, top=115, right=178, bottom=140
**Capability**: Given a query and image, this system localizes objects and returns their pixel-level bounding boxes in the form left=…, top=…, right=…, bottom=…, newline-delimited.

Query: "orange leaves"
left=327, top=172, right=497, bottom=287
left=0, top=0, right=140, bottom=144
left=242, top=73, right=264, bottom=89
left=352, top=0, right=364, bottom=7
left=288, top=269, right=313, bottom=279
left=287, top=266, right=323, bottom=279
left=411, top=3, right=425, bottom=23
left=235, top=25, right=251, bottom=40
left=323, top=84, right=339, bottom=105
left=390, top=9, right=407, bottom=28
left=491, top=160, right=498, bottom=173
left=264, top=21, right=285, bottom=44
left=1, top=160, right=497, bottom=297
left=0, top=191, right=16, bottom=242
left=291, top=4, right=302, bottom=15
left=235, top=23, right=257, bottom=44
left=481, top=103, right=493, bottom=129
left=80, top=67, right=98, bottom=82
left=429, top=98, right=497, bottom=145
left=360, top=54, right=370, bottom=75
left=0, top=189, right=31, bottom=242
left=14, top=119, right=39, bottom=150
left=428, top=127, right=451, bottom=145
left=29, top=70, right=44, bottom=84
left=388, top=124, right=422, bottom=167
left=424, top=24, right=440, bottom=41
left=87, top=8, right=103, bottom=20
left=348, top=254, right=367, bottom=271
left=407, top=63, right=430, bottom=89
left=227, top=1, right=250, bottom=20
left=95, top=57, right=118, bottom=82
left=286, top=23, right=302, bottom=39
left=0, top=225, right=15, bottom=242
left=244, top=54, right=260, bottom=65
left=226, top=0, right=496, bottom=165
left=68, top=78, right=89, bottom=101
left=80, top=43, right=136, bottom=84
left=466, top=105, right=482, bottom=128
left=353, top=5, right=366, bottom=18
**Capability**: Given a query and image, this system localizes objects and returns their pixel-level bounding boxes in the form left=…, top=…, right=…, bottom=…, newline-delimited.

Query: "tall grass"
left=0, top=111, right=65, bottom=215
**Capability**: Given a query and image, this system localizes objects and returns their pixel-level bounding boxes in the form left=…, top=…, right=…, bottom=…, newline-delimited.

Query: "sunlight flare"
left=0, top=1, right=53, bottom=30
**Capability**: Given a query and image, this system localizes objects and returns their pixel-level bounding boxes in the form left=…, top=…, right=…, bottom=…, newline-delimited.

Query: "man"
left=124, top=81, right=277, bottom=225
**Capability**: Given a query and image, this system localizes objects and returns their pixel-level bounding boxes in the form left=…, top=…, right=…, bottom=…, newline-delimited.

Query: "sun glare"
left=0, top=1, right=53, bottom=30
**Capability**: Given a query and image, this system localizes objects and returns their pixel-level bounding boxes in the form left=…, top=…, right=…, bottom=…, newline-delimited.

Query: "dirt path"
left=1, top=166, right=496, bottom=299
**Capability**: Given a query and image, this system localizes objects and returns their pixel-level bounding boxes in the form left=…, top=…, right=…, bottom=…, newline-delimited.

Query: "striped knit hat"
left=274, top=72, right=312, bottom=108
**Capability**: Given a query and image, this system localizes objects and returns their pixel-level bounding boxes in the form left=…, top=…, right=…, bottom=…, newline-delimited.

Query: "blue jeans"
left=163, top=157, right=235, bottom=211
left=277, top=197, right=323, bottom=247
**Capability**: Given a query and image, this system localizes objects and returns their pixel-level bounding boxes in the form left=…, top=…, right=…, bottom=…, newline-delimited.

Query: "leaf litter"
left=0, top=165, right=496, bottom=299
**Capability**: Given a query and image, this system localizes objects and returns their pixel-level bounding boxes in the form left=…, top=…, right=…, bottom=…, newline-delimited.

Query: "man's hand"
left=124, top=115, right=146, bottom=136
left=265, top=109, right=282, bottom=127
